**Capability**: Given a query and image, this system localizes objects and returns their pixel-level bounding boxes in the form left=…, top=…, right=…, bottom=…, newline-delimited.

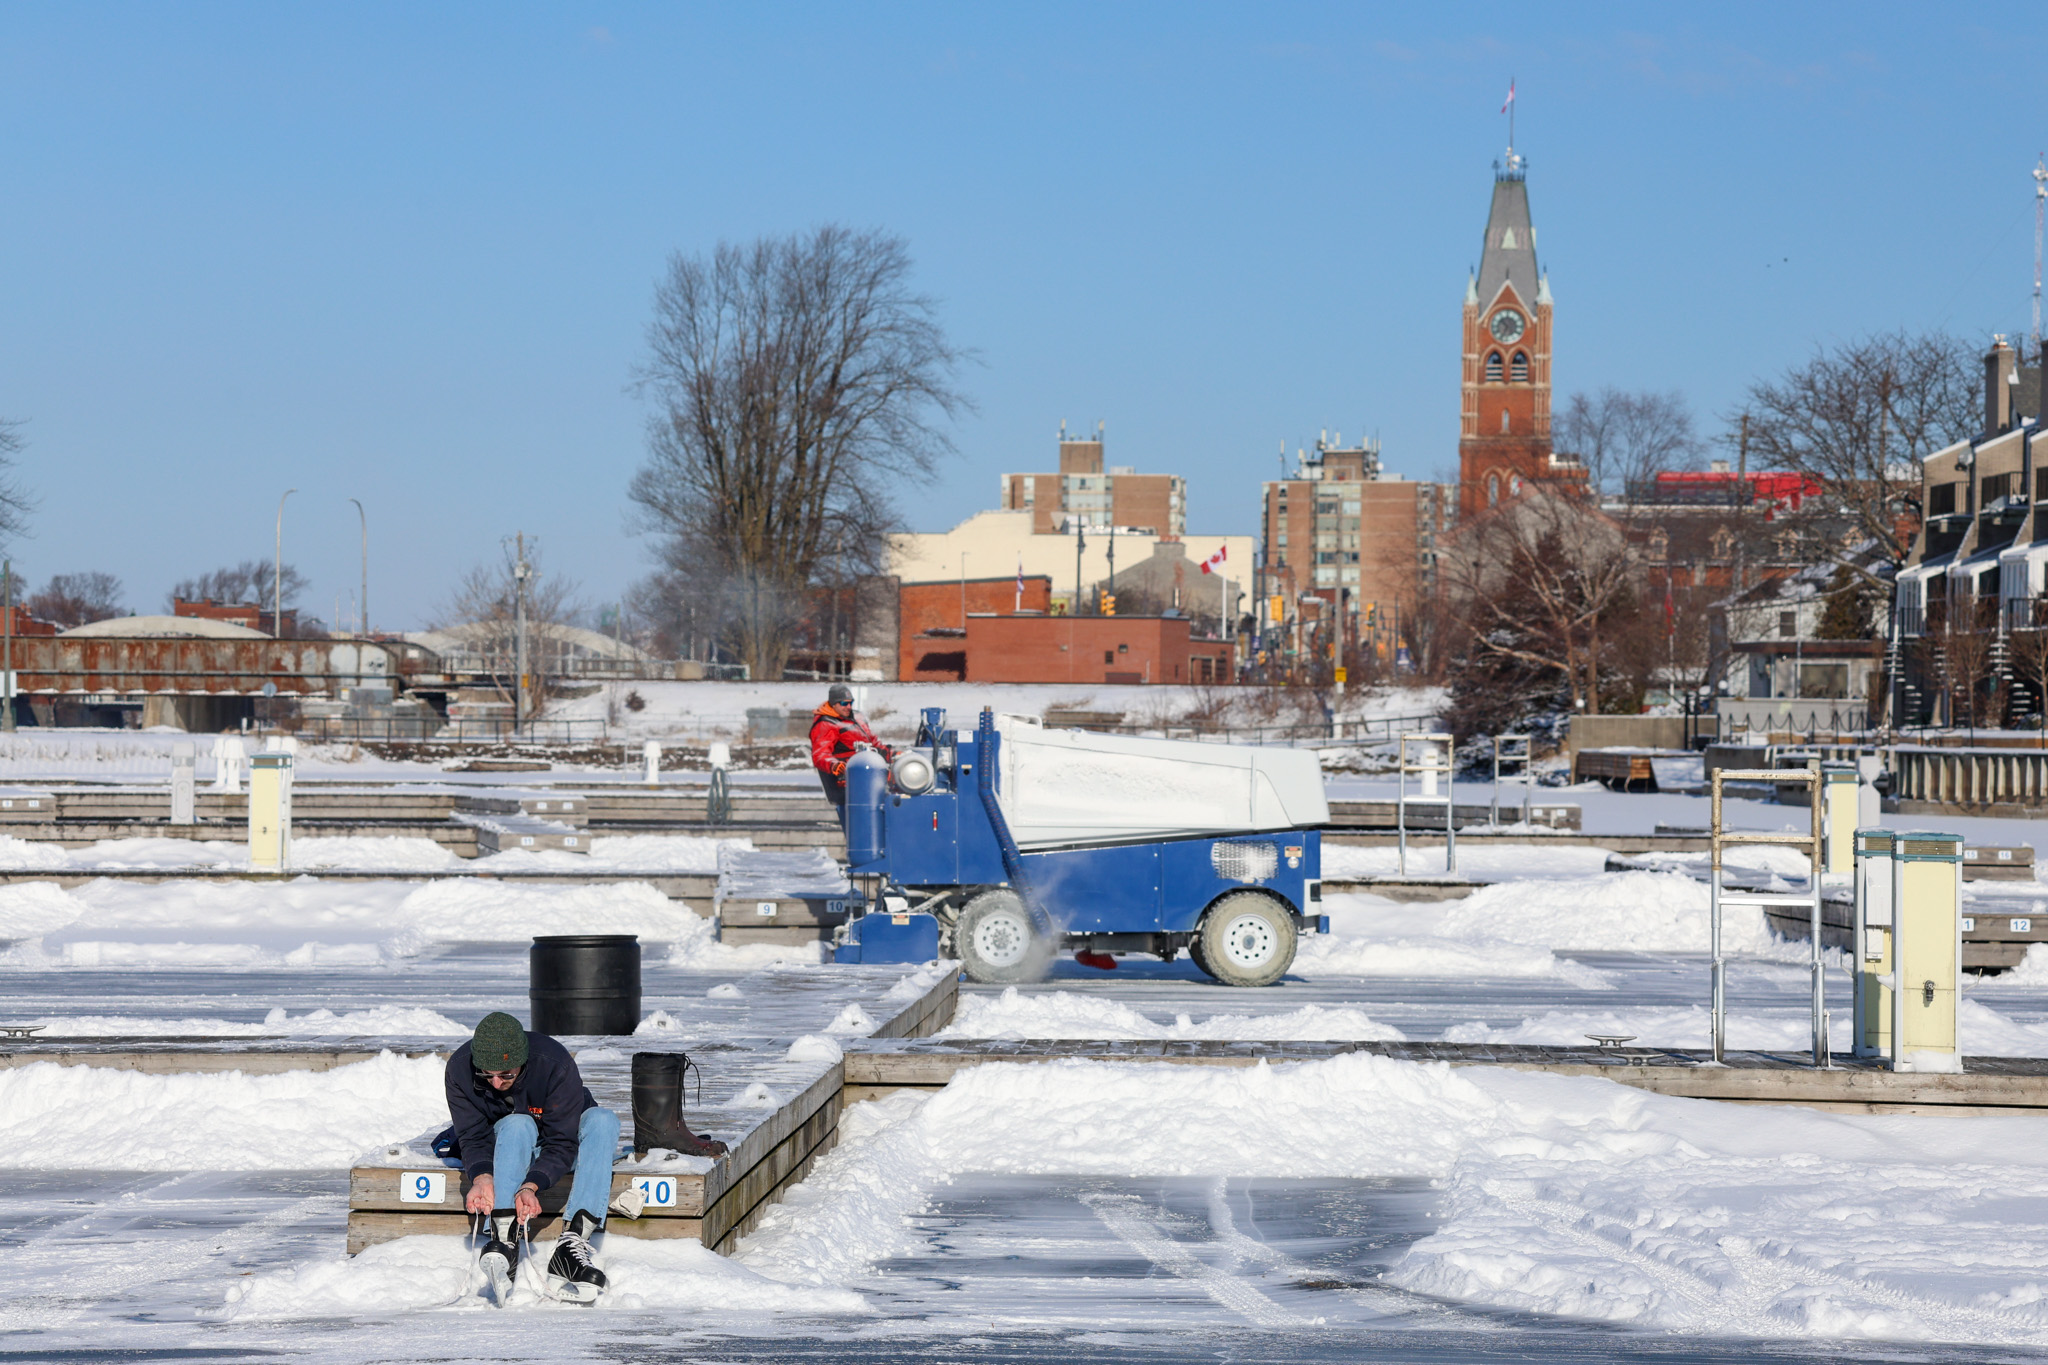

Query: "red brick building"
left=898, top=576, right=1054, bottom=680
left=173, top=598, right=301, bottom=636
left=909, top=612, right=1233, bottom=685
left=1458, top=149, right=1588, bottom=519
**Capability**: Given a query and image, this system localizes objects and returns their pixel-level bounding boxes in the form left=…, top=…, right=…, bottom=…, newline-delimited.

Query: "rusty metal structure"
left=8, top=637, right=402, bottom=730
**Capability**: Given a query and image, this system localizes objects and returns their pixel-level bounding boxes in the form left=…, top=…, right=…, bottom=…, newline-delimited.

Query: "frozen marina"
left=3, top=764, right=2048, bottom=1361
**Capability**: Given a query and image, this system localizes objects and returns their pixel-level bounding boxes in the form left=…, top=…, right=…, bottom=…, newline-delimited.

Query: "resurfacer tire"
left=955, top=888, right=1054, bottom=985
left=1196, top=892, right=1297, bottom=988
left=1188, top=935, right=1216, bottom=981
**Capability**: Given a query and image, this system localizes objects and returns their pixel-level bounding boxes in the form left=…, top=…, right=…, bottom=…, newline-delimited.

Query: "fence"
left=1033, top=712, right=1440, bottom=748
left=1717, top=700, right=1870, bottom=743
left=292, top=717, right=613, bottom=745
left=1888, top=744, right=2048, bottom=810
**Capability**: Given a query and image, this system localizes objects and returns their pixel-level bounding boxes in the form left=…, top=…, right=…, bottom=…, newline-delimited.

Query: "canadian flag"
left=1198, top=544, right=1228, bottom=575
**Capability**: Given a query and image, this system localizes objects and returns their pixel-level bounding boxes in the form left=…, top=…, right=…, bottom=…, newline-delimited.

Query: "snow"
left=218, top=1230, right=870, bottom=1319
left=736, top=1053, right=2048, bottom=1344
left=941, top=987, right=1404, bottom=1041
left=0, top=832, right=746, bottom=874
left=0, top=1052, right=448, bottom=1169
left=17, top=1006, right=468, bottom=1037
left=1323, top=841, right=1616, bottom=882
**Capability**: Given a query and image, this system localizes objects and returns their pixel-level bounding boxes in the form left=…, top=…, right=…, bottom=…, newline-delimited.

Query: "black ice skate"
left=476, top=1211, right=520, bottom=1307
left=545, top=1210, right=608, bottom=1304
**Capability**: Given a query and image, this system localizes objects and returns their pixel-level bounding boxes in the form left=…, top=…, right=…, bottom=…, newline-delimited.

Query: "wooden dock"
left=341, top=971, right=957, bottom=1256
left=842, top=1038, right=2048, bottom=1118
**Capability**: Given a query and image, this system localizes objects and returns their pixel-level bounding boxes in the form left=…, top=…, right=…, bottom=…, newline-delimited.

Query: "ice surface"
left=736, top=1052, right=2048, bottom=1344
left=18, top=1005, right=468, bottom=1037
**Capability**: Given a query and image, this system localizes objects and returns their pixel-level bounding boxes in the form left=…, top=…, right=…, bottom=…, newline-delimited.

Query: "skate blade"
left=547, top=1277, right=602, bottom=1305
left=482, top=1260, right=515, bottom=1308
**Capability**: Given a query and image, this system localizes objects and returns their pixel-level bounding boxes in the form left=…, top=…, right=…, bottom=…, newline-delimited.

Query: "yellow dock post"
left=248, top=751, right=293, bottom=871
left=1853, top=829, right=1894, bottom=1059
left=1891, top=831, right=1963, bottom=1074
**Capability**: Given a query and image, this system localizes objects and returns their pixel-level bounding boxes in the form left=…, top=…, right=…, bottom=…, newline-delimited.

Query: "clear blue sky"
left=0, top=5, right=2034, bottom=629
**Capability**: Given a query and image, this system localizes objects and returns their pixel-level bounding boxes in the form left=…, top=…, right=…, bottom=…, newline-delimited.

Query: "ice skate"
left=544, top=1211, right=607, bottom=1304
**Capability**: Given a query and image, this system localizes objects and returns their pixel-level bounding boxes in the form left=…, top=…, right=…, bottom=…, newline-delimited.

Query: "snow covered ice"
left=4, top=772, right=2048, bottom=1361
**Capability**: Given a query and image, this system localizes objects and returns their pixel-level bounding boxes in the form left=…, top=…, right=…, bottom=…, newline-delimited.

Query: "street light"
left=347, top=498, right=368, bottom=636
left=274, top=489, right=297, bottom=638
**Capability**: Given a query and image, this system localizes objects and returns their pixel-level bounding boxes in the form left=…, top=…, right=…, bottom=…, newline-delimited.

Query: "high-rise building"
left=1257, top=436, right=1448, bottom=670
left=1457, top=145, right=1586, bottom=519
left=1001, top=424, right=1187, bottom=537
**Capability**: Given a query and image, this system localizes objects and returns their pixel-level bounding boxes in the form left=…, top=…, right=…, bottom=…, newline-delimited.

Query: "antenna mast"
left=2034, top=153, right=2046, bottom=354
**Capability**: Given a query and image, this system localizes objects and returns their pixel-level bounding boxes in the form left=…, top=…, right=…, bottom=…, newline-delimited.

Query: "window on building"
left=1983, top=472, right=2013, bottom=504
left=1798, top=663, right=1849, bottom=699
left=1485, top=351, right=1504, bottom=381
left=1778, top=610, right=1796, bottom=638
left=2038, top=468, right=2048, bottom=504
left=1510, top=351, right=1529, bottom=382
left=1488, top=473, right=1499, bottom=506
left=1500, top=410, right=1511, bottom=434
left=1928, top=482, right=1957, bottom=517
left=1103, top=651, right=1114, bottom=664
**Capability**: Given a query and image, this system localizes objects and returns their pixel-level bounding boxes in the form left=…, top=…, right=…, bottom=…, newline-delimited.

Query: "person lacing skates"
left=438, top=1012, right=620, bottom=1305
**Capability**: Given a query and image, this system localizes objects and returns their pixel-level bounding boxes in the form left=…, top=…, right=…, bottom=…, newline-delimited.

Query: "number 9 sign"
left=632, top=1175, right=676, bottom=1208
left=399, top=1171, right=447, bottom=1204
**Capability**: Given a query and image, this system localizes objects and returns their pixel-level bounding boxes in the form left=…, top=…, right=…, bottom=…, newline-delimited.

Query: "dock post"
left=248, top=751, right=293, bottom=871
left=169, top=742, right=195, bottom=825
left=1890, top=831, right=1963, bottom=1074
left=1852, top=829, right=1894, bottom=1060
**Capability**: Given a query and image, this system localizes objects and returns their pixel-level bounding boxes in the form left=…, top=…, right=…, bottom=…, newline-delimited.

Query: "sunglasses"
left=476, top=1068, right=521, bottom=1082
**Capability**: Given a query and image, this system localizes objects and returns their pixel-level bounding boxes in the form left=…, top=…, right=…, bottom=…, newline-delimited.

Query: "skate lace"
left=558, top=1228, right=594, bottom=1268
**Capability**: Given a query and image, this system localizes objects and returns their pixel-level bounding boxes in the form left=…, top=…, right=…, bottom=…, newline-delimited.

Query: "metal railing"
left=291, top=717, right=612, bottom=744
left=1710, top=766, right=1825, bottom=1065
left=1039, top=712, right=1439, bottom=747
left=1397, top=732, right=1457, bottom=877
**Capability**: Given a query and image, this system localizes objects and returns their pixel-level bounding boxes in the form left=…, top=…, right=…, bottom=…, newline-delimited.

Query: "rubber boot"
left=631, top=1051, right=728, bottom=1158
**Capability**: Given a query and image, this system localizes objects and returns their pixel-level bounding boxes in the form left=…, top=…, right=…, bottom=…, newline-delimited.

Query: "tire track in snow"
left=1083, top=1192, right=1314, bottom=1330
left=1502, top=1187, right=2048, bottom=1343
left=1200, top=1177, right=1452, bottom=1323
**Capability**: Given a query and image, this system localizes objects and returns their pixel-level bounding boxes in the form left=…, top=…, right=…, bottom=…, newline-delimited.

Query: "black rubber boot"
left=631, top=1051, right=728, bottom=1158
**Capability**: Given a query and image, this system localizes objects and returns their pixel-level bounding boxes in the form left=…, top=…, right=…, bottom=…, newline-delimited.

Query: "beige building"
left=888, top=510, right=1253, bottom=615
left=1001, top=425, right=1187, bottom=538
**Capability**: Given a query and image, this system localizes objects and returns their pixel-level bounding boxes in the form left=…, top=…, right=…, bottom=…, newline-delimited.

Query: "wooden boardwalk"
left=843, top=1037, right=2048, bottom=1117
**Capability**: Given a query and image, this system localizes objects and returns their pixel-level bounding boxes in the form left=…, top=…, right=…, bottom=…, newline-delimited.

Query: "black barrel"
left=529, top=935, right=641, bottom=1035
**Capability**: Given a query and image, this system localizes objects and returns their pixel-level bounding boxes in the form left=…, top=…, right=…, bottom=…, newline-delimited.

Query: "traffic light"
left=1100, top=592, right=1117, bottom=616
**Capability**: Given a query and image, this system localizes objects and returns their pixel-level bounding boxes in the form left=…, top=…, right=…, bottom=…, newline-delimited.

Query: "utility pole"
left=513, top=533, right=531, bottom=738
left=274, top=488, right=297, bottom=638
left=1073, top=521, right=1085, bottom=614
left=348, top=498, right=368, bottom=637
left=3, top=558, right=14, bottom=733
left=2034, top=154, right=2046, bottom=354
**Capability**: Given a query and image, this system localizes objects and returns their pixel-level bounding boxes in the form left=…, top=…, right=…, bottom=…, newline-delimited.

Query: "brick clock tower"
left=1459, top=147, right=1573, bottom=519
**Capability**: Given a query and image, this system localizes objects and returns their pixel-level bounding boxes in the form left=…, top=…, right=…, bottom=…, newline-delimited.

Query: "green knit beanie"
left=472, top=1012, right=529, bottom=1069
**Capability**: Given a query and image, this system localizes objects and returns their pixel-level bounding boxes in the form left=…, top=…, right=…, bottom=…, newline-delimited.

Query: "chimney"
left=1986, top=336, right=2017, bottom=434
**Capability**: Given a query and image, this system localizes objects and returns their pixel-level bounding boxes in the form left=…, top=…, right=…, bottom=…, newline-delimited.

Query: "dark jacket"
left=443, top=1032, right=597, bottom=1192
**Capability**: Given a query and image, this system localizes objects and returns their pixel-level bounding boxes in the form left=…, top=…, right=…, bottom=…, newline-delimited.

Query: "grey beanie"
left=472, top=1012, right=529, bottom=1069
left=828, top=683, right=853, bottom=705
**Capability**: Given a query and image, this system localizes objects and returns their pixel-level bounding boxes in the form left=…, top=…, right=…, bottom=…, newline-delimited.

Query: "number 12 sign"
left=399, top=1171, right=447, bottom=1204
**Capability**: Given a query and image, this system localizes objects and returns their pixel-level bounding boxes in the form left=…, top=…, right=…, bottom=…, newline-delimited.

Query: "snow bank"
left=217, top=1228, right=869, bottom=1319
left=1434, top=870, right=1796, bottom=957
left=739, top=1053, right=2048, bottom=1343
left=21, top=1006, right=468, bottom=1038
left=940, top=987, right=1403, bottom=1041
left=1293, top=892, right=1612, bottom=986
left=1443, top=998, right=2048, bottom=1056
left=0, top=1053, right=446, bottom=1169
left=1323, top=843, right=1616, bottom=882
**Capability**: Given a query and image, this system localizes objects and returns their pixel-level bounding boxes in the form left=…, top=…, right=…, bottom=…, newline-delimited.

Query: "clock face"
left=1489, top=308, right=1526, bottom=344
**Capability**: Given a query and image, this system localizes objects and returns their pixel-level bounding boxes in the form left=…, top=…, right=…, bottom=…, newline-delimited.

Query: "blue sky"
left=0, top=6, right=2035, bottom=628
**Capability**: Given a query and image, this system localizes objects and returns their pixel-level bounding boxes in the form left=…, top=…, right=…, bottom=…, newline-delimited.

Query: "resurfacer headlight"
left=892, top=749, right=937, bottom=795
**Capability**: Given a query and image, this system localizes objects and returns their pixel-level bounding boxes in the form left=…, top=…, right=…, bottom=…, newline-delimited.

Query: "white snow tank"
left=994, top=719, right=1328, bottom=849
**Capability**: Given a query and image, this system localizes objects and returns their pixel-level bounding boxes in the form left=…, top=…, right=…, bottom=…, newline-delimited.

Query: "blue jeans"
left=491, top=1107, right=620, bottom=1226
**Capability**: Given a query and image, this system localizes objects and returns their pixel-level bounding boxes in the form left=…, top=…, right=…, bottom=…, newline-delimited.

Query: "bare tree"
left=1447, top=488, right=1638, bottom=716
left=171, top=560, right=309, bottom=609
left=2010, top=614, right=2048, bottom=740
left=1737, top=330, right=1980, bottom=582
left=434, top=538, right=585, bottom=707
left=28, top=572, right=126, bottom=629
left=630, top=225, right=972, bottom=680
left=1556, top=388, right=1704, bottom=496
left=0, top=420, right=36, bottom=547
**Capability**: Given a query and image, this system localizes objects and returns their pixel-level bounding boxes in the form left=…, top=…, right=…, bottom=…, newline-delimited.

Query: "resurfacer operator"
left=809, top=682, right=894, bottom=825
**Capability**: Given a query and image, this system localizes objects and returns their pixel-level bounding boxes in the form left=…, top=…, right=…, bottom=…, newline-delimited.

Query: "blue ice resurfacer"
left=835, top=707, right=1329, bottom=986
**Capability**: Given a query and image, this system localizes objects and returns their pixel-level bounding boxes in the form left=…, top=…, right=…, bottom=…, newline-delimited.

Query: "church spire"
left=1475, top=159, right=1538, bottom=313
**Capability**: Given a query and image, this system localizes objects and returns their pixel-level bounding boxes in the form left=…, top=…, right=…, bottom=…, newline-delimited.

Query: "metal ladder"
left=1490, top=734, right=1533, bottom=828
left=1709, top=765, right=1826, bottom=1065
left=1396, top=732, right=1457, bottom=877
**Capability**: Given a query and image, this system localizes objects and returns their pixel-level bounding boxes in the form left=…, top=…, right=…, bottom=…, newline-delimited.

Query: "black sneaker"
left=546, top=1211, right=607, bottom=1303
